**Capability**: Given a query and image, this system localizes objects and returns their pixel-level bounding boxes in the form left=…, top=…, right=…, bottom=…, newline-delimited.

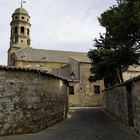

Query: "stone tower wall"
left=8, top=8, right=31, bottom=66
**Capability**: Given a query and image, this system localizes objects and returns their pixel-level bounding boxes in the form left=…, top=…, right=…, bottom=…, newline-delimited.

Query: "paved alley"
left=0, top=107, right=139, bottom=140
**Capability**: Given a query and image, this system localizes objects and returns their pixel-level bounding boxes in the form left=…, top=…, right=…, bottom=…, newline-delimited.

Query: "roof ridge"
left=16, top=48, right=87, bottom=53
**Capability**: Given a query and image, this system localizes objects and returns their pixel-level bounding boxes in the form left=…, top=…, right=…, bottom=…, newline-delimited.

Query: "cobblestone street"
left=0, top=107, right=139, bottom=140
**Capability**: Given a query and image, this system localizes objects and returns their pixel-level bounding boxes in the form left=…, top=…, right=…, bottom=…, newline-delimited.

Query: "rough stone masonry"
left=0, top=66, right=68, bottom=136
left=103, top=75, right=140, bottom=135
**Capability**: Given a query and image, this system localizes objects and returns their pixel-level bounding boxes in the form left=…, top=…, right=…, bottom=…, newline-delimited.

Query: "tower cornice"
left=10, top=21, right=31, bottom=26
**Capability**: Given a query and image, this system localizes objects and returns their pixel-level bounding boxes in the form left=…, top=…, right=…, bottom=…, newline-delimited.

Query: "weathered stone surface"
left=69, top=63, right=104, bottom=107
left=103, top=78, right=140, bottom=135
left=133, top=80, right=140, bottom=135
left=0, top=69, right=68, bottom=136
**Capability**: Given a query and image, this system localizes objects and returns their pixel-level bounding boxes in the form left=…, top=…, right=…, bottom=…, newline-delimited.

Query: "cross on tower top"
left=20, top=0, right=26, bottom=8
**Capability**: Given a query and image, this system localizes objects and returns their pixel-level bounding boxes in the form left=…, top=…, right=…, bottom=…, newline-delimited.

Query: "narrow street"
left=0, top=107, right=139, bottom=140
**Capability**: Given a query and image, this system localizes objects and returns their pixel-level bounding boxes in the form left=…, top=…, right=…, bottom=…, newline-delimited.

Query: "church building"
left=8, top=6, right=140, bottom=107
left=8, top=6, right=105, bottom=107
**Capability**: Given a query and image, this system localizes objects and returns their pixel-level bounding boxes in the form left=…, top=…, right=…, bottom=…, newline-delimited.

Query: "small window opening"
left=21, top=55, right=26, bottom=58
left=15, top=27, right=17, bottom=34
left=15, top=37, right=18, bottom=43
left=27, top=28, right=29, bottom=35
left=27, top=39, right=30, bottom=45
left=42, top=56, right=46, bottom=60
left=69, top=86, right=74, bottom=95
left=94, top=85, right=100, bottom=94
left=21, top=26, right=24, bottom=34
left=21, top=16, right=24, bottom=19
left=15, top=26, right=18, bottom=34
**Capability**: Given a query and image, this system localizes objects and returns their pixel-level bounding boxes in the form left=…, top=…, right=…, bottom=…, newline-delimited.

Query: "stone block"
left=0, top=130, right=6, bottom=135
left=3, top=123, right=11, bottom=130
left=0, top=85, right=5, bottom=92
left=27, top=104, right=32, bottom=109
left=32, top=115, right=41, bottom=121
left=16, top=128, right=22, bottom=133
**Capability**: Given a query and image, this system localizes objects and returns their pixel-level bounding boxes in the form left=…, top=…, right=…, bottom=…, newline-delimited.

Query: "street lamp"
left=70, top=72, right=75, bottom=81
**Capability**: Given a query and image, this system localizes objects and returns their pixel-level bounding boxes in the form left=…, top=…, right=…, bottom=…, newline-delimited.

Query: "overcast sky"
left=0, top=0, right=117, bottom=65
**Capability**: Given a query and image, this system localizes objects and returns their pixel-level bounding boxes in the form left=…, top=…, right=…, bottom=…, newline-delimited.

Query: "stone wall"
left=133, top=79, right=140, bottom=134
left=51, top=64, right=71, bottom=80
left=0, top=66, right=68, bottom=136
left=69, top=63, right=104, bottom=107
left=103, top=76, right=140, bottom=134
left=50, top=59, right=104, bottom=107
left=103, top=86, right=129, bottom=125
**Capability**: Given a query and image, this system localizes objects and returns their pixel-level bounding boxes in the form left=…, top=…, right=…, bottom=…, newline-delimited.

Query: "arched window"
left=21, top=26, right=24, bottom=34
left=27, top=28, right=29, bottom=35
left=15, top=16, right=18, bottom=20
left=27, top=39, right=30, bottom=45
left=14, top=26, right=18, bottom=34
left=15, top=37, right=18, bottom=43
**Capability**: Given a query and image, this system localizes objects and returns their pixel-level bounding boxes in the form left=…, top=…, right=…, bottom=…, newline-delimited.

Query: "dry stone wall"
left=103, top=76, right=140, bottom=135
left=0, top=66, right=68, bottom=136
left=103, top=86, right=128, bottom=125
left=133, top=80, right=140, bottom=134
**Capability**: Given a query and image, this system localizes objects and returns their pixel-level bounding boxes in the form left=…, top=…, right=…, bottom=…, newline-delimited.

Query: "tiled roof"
left=70, top=56, right=91, bottom=63
left=14, top=48, right=88, bottom=63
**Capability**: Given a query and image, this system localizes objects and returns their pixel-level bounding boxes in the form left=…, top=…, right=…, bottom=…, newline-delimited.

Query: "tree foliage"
left=88, top=0, right=140, bottom=88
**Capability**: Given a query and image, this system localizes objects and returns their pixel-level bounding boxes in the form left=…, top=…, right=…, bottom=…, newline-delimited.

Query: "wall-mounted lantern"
left=70, top=72, right=75, bottom=81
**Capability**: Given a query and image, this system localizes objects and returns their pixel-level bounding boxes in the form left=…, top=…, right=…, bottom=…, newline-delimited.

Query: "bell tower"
left=8, top=5, right=31, bottom=66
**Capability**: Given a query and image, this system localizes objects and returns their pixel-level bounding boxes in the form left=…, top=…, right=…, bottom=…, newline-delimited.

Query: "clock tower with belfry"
left=8, top=1, right=31, bottom=66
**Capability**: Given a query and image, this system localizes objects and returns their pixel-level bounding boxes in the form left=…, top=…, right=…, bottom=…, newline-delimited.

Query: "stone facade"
left=7, top=7, right=105, bottom=108
left=0, top=66, right=68, bottom=136
left=52, top=58, right=104, bottom=107
left=103, top=76, right=140, bottom=135
left=8, top=6, right=140, bottom=109
left=14, top=60, right=67, bottom=72
left=69, top=63, right=104, bottom=107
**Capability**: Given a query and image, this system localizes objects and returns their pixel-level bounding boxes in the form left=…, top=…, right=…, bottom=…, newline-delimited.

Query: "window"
left=42, top=56, right=46, bottom=60
left=69, top=86, right=74, bottom=95
left=94, top=85, right=100, bottom=94
left=27, top=28, right=29, bottom=35
left=14, top=26, right=18, bottom=34
left=15, top=37, right=18, bottom=43
left=27, top=39, right=30, bottom=45
left=21, top=16, right=24, bottom=19
left=15, top=16, right=18, bottom=20
left=20, top=26, right=24, bottom=34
